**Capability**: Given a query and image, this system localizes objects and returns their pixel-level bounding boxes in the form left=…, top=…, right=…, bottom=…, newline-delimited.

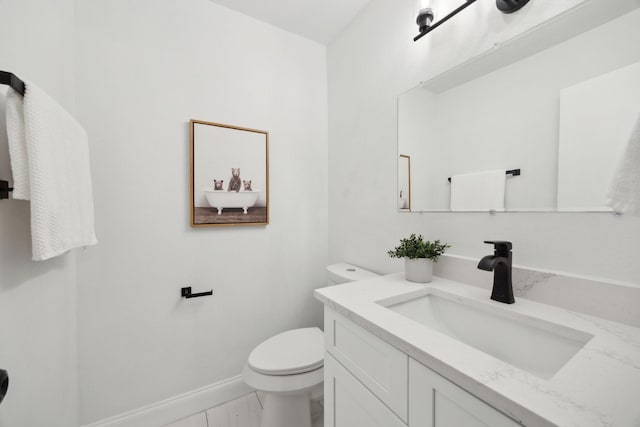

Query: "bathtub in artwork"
left=203, top=190, right=260, bottom=214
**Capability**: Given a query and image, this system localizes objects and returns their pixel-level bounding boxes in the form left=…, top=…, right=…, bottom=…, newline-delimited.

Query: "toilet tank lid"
left=327, top=263, right=379, bottom=284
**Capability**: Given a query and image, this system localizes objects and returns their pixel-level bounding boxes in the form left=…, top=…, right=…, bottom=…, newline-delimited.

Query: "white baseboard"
left=82, top=375, right=253, bottom=427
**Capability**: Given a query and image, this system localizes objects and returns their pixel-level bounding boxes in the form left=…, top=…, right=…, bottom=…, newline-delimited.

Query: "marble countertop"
left=314, top=274, right=640, bottom=427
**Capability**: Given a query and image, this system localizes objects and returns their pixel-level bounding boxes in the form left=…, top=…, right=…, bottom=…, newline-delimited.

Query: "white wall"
left=558, top=59, right=640, bottom=210
left=0, top=0, right=79, bottom=426
left=74, top=0, right=328, bottom=423
left=328, top=0, right=640, bottom=283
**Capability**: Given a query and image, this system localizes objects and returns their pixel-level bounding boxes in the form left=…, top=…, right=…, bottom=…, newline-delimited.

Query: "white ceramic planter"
left=404, top=258, right=433, bottom=283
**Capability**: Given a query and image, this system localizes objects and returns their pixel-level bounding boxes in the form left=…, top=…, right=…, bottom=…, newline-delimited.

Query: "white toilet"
left=242, top=263, right=379, bottom=427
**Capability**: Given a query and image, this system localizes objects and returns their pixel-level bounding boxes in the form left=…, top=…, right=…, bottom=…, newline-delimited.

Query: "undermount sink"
left=377, top=289, right=593, bottom=380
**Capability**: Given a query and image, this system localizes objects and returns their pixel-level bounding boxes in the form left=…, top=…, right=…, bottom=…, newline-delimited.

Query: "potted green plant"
left=387, top=234, right=450, bottom=283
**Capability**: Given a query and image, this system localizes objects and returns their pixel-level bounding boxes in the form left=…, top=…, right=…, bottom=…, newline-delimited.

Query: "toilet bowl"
left=242, top=263, right=379, bottom=427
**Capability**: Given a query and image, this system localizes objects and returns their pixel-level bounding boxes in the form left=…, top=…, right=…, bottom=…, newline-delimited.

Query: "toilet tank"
left=327, top=263, right=379, bottom=285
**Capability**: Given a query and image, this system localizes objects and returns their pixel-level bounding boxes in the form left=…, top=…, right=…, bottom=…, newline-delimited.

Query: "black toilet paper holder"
left=180, top=286, right=213, bottom=299
left=0, top=369, right=8, bottom=406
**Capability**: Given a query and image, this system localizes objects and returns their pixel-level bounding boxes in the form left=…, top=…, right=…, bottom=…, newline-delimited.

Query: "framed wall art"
left=398, top=154, right=411, bottom=210
left=190, top=120, right=269, bottom=227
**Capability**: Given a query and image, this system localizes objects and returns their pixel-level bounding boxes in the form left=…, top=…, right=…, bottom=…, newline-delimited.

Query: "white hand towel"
left=6, top=81, right=98, bottom=260
left=450, top=169, right=506, bottom=212
left=606, top=114, right=640, bottom=215
left=6, top=88, right=30, bottom=199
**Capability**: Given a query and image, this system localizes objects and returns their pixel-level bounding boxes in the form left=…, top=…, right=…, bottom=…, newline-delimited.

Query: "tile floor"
left=164, top=392, right=324, bottom=427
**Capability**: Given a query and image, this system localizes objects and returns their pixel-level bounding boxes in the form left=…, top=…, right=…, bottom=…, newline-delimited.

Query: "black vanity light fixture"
left=416, top=7, right=435, bottom=35
left=414, top=0, right=530, bottom=41
left=496, top=0, right=530, bottom=14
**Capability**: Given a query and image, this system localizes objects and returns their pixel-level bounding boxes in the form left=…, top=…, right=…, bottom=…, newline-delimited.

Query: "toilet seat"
left=248, top=327, right=324, bottom=376
left=243, top=364, right=324, bottom=395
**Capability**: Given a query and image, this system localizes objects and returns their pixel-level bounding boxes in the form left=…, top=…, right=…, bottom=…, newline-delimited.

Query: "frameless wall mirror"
left=398, top=1, right=640, bottom=213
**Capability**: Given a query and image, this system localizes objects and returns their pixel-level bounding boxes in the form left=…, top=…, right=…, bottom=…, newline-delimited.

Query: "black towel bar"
left=1, top=70, right=25, bottom=200
left=0, top=180, right=13, bottom=200
left=448, top=169, right=521, bottom=183
left=0, top=71, right=26, bottom=96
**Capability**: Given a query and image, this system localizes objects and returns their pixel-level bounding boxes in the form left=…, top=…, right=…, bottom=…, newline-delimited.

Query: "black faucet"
left=477, top=241, right=515, bottom=304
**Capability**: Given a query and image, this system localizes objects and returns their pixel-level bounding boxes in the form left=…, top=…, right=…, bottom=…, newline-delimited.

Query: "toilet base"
left=243, top=364, right=323, bottom=427
left=261, top=392, right=311, bottom=427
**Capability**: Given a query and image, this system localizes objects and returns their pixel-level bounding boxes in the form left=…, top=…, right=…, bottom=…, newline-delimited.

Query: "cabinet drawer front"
left=325, top=353, right=407, bottom=427
left=409, top=358, right=520, bottom=427
left=324, top=308, right=408, bottom=421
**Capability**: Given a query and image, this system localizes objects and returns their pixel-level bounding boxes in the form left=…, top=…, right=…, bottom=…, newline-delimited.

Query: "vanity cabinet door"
left=409, top=359, right=520, bottom=427
left=325, top=353, right=407, bottom=427
left=324, top=308, right=408, bottom=421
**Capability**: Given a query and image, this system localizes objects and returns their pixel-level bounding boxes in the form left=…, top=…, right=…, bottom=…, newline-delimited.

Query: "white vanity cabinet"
left=409, top=358, right=521, bottom=427
left=324, top=307, right=521, bottom=427
left=324, top=354, right=407, bottom=427
left=323, top=308, right=408, bottom=422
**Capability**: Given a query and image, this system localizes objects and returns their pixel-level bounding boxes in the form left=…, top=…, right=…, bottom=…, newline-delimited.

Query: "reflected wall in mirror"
left=558, top=61, right=640, bottom=211
left=398, top=4, right=640, bottom=212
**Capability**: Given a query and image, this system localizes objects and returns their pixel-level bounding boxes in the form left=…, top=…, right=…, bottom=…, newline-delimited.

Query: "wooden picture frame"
left=190, top=120, right=269, bottom=227
left=399, top=154, right=411, bottom=211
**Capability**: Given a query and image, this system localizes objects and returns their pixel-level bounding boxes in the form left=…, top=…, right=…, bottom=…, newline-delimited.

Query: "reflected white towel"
left=5, top=82, right=98, bottom=260
left=606, top=114, right=640, bottom=215
left=450, top=169, right=506, bottom=212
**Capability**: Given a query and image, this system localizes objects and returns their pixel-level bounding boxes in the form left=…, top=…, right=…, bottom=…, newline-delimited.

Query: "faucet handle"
left=483, top=240, right=512, bottom=255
